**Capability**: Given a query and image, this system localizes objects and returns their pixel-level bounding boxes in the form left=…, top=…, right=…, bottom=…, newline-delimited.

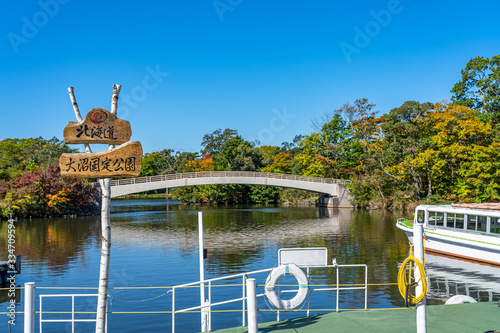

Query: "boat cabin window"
left=416, top=210, right=424, bottom=224
left=446, top=213, right=465, bottom=229
left=467, top=215, right=477, bottom=231
left=466, top=215, right=487, bottom=231
left=490, top=217, right=500, bottom=234
left=478, top=216, right=487, bottom=232
left=428, top=211, right=444, bottom=227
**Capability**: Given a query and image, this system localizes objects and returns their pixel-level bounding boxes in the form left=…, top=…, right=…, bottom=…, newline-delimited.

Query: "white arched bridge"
left=110, top=171, right=352, bottom=207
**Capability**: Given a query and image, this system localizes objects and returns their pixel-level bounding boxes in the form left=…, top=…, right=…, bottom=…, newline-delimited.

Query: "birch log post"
left=95, top=84, right=122, bottom=333
left=68, top=87, right=92, bottom=154
left=96, top=176, right=111, bottom=333
left=67, top=85, right=121, bottom=333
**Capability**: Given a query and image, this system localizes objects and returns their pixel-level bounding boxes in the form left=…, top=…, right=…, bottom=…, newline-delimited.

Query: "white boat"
left=396, top=203, right=500, bottom=265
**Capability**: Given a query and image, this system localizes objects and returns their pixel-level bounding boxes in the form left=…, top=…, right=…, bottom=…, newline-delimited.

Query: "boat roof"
left=416, top=203, right=500, bottom=214
left=451, top=203, right=500, bottom=210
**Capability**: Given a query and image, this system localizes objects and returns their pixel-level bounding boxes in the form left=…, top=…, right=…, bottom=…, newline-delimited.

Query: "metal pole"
left=413, top=218, right=427, bottom=333
left=24, top=282, right=35, bottom=333
left=172, top=288, right=175, bottom=333
left=199, top=212, right=208, bottom=332
left=246, top=278, right=258, bottom=333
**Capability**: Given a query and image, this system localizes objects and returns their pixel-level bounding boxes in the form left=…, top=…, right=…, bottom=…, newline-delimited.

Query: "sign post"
left=60, top=85, right=142, bottom=333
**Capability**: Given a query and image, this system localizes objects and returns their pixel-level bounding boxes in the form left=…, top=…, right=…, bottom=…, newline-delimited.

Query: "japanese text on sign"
left=75, top=124, right=117, bottom=140
left=64, top=156, right=136, bottom=173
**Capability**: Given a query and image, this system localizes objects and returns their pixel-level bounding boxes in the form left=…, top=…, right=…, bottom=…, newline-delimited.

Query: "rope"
left=109, top=289, right=172, bottom=303
left=397, top=246, right=428, bottom=306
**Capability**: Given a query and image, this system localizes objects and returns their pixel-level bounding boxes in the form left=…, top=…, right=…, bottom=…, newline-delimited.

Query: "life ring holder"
left=264, top=263, right=310, bottom=310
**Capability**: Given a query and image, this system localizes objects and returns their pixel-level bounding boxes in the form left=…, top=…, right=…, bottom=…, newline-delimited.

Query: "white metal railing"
left=170, top=263, right=368, bottom=332
left=39, top=294, right=107, bottom=333
left=29, top=263, right=367, bottom=333
left=109, top=171, right=351, bottom=187
left=171, top=267, right=273, bottom=332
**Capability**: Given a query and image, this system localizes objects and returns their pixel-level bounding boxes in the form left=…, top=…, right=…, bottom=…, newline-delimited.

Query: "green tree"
left=295, top=132, right=330, bottom=177
left=380, top=101, right=434, bottom=200
left=451, top=55, right=500, bottom=122
left=335, top=98, right=381, bottom=153
left=174, top=152, right=199, bottom=173
left=296, top=111, right=363, bottom=179
left=139, top=149, right=176, bottom=177
left=202, top=129, right=262, bottom=171
left=0, top=137, right=76, bottom=181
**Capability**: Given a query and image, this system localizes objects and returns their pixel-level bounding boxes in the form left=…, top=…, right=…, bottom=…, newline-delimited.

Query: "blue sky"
left=1, top=1, right=499, bottom=154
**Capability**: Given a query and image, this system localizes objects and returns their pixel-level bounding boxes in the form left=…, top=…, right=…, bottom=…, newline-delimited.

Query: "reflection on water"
left=424, top=254, right=500, bottom=304
left=0, top=200, right=499, bottom=332
left=0, top=216, right=101, bottom=273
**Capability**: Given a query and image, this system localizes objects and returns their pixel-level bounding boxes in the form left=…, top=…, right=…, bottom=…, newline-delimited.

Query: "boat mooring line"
left=108, top=289, right=172, bottom=303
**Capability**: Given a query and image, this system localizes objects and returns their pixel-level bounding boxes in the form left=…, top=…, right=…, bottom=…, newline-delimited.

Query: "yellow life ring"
left=264, top=263, right=309, bottom=309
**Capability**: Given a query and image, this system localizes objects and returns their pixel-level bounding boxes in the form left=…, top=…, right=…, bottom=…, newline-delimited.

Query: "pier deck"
left=213, top=302, right=500, bottom=333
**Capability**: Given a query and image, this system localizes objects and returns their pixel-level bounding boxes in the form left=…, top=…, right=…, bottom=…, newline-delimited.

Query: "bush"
left=1, top=164, right=99, bottom=218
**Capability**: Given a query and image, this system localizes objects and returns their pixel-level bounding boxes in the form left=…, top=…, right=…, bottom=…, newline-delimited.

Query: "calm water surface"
left=1, top=200, right=499, bottom=332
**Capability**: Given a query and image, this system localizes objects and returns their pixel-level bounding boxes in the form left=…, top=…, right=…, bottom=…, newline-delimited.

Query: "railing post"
left=24, top=282, right=35, bottom=333
left=414, top=218, right=427, bottom=333
left=246, top=278, right=258, bottom=333
left=172, top=288, right=176, bottom=333
left=199, top=212, right=208, bottom=332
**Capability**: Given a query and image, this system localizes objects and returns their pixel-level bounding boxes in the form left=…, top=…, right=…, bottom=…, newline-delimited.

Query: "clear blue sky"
left=1, top=1, right=499, bottom=154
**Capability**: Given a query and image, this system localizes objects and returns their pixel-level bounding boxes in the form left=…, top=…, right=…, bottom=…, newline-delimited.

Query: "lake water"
left=1, top=199, right=499, bottom=332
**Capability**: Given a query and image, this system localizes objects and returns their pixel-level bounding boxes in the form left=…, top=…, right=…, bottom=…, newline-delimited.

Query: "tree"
left=201, top=128, right=238, bottom=156
left=202, top=128, right=262, bottom=171
left=0, top=137, right=76, bottom=181
left=451, top=55, right=500, bottom=122
left=380, top=101, right=434, bottom=199
left=260, top=152, right=293, bottom=174
left=295, top=132, right=330, bottom=177
left=139, top=149, right=176, bottom=176
left=280, top=135, right=303, bottom=154
left=174, top=152, right=199, bottom=173
left=335, top=98, right=382, bottom=153
left=416, top=103, right=499, bottom=201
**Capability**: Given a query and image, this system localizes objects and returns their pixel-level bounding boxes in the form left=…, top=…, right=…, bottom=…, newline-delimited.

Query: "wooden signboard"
left=63, top=108, right=132, bottom=145
left=59, top=141, right=143, bottom=178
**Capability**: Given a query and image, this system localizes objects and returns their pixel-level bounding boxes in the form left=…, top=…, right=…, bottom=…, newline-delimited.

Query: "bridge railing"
left=109, top=171, right=350, bottom=186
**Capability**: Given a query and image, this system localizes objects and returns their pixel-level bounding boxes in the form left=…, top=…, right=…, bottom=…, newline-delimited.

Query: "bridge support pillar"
left=318, top=195, right=338, bottom=208
left=319, top=185, right=353, bottom=208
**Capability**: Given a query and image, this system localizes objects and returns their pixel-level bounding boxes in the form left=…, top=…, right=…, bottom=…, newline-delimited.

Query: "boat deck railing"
left=19, top=264, right=368, bottom=333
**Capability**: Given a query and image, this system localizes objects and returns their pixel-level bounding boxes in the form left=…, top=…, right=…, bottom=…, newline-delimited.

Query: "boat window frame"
left=477, top=215, right=488, bottom=232
left=467, top=214, right=478, bottom=231
left=427, top=211, right=444, bottom=228
left=455, top=213, right=465, bottom=230
left=489, top=216, right=500, bottom=234
left=416, top=209, right=425, bottom=225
